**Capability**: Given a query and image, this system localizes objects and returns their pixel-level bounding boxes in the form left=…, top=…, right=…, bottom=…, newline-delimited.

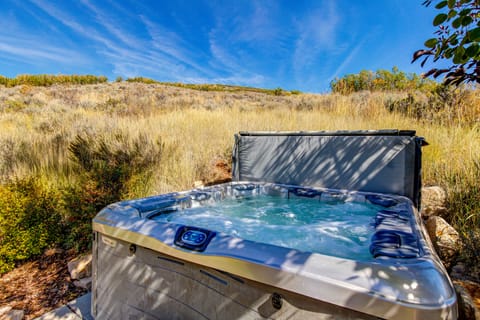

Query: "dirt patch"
left=462, top=280, right=480, bottom=311
left=205, top=158, right=232, bottom=186
left=0, top=249, right=86, bottom=319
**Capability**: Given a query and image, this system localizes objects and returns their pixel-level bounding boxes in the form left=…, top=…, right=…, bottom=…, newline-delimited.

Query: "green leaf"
left=448, top=9, right=457, bottom=18
left=455, top=46, right=465, bottom=56
left=453, top=46, right=466, bottom=63
left=469, top=27, right=480, bottom=42
left=465, top=44, right=480, bottom=58
left=462, top=16, right=473, bottom=26
left=458, top=8, right=471, bottom=17
left=452, top=17, right=463, bottom=28
left=434, top=45, right=442, bottom=59
left=433, top=13, right=448, bottom=26
left=447, top=33, right=458, bottom=44
left=435, top=0, right=448, bottom=8
left=425, top=38, right=438, bottom=48
left=453, top=54, right=463, bottom=64
left=447, top=0, right=456, bottom=8
left=444, top=48, right=454, bottom=59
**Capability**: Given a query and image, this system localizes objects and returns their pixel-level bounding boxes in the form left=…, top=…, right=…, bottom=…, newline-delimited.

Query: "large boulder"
left=425, top=215, right=461, bottom=270
left=421, top=186, right=448, bottom=218
left=68, top=253, right=92, bottom=280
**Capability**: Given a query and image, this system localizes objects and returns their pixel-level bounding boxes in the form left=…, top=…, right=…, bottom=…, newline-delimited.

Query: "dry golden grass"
left=0, top=82, right=479, bottom=216
left=1, top=81, right=479, bottom=278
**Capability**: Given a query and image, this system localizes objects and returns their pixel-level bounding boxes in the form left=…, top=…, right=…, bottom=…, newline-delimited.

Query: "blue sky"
left=0, top=1, right=443, bottom=92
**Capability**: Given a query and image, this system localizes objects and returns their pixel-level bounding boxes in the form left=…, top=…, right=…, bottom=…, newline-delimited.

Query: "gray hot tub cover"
left=232, top=130, right=425, bottom=207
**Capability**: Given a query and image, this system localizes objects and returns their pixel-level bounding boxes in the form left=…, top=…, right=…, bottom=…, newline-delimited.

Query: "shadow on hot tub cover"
left=232, top=130, right=424, bottom=207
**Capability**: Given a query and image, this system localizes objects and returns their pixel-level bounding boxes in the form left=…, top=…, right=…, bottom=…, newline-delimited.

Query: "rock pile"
left=421, top=186, right=479, bottom=319
left=67, top=254, right=92, bottom=291
left=421, top=186, right=461, bottom=270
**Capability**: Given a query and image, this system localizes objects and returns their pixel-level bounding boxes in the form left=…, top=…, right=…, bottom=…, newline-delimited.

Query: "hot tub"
left=92, top=131, right=457, bottom=319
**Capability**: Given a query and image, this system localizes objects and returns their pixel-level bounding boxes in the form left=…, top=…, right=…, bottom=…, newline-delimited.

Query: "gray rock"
left=450, top=262, right=466, bottom=279
left=67, top=254, right=92, bottom=280
left=421, top=186, right=448, bottom=218
left=0, top=306, right=24, bottom=320
left=73, top=277, right=92, bottom=291
left=0, top=306, right=11, bottom=316
left=425, top=216, right=461, bottom=270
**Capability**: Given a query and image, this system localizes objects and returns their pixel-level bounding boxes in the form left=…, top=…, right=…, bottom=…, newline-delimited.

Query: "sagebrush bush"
left=385, top=85, right=480, bottom=125
left=0, top=177, right=63, bottom=273
left=63, top=133, right=163, bottom=250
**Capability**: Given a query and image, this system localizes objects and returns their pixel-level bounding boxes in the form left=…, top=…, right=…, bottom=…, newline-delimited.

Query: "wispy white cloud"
left=80, top=0, right=142, bottom=49
left=4, top=0, right=273, bottom=87
left=208, top=30, right=242, bottom=73
left=27, top=0, right=192, bottom=80
left=329, top=36, right=369, bottom=81
left=0, top=1, right=91, bottom=68
left=29, top=0, right=90, bottom=38
left=140, top=16, right=215, bottom=78
left=0, top=39, right=84, bottom=64
left=231, top=1, right=281, bottom=45
left=293, top=2, right=340, bottom=75
left=207, top=28, right=269, bottom=87
left=205, top=1, right=282, bottom=87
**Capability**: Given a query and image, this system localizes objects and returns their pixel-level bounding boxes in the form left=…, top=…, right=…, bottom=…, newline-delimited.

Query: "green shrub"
left=0, top=74, right=108, bottom=87
left=331, top=67, right=439, bottom=94
left=0, top=178, right=63, bottom=273
left=126, top=77, right=159, bottom=84
left=385, top=93, right=431, bottom=119
left=63, top=133, right=163, bottom=251
left=273, top=87, right=284, bottom=96
left=385, top=85, right=477, bottom=124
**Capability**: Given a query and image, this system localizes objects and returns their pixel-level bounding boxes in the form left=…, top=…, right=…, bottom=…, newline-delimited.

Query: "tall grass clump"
left=433, top=155, right=480, bottom=279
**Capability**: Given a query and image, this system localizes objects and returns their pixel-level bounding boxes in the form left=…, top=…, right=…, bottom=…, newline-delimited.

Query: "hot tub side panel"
left=92, top=232, right=380, bottom=320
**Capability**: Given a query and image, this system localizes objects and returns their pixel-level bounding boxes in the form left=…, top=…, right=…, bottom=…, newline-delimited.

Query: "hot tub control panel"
left=174, top=226, right=216, bottom=252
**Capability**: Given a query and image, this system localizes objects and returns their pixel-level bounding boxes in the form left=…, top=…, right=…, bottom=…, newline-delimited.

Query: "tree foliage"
left=0, top=74, right=108, bottom=87
left=413, top=0, right=480, bottom=85
left=330, top=67, right=438, bottom=94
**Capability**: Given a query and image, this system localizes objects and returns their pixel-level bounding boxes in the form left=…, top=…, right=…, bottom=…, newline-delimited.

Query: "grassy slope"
left=0, top=81, right=479, bottom=275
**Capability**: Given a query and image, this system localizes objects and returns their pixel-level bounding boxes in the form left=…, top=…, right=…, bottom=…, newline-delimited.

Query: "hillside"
left=0, top=81, right=479, bottom=317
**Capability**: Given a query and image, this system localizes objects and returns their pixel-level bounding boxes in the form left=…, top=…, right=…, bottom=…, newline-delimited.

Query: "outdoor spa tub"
left=91, top=131, right=457, bottom=319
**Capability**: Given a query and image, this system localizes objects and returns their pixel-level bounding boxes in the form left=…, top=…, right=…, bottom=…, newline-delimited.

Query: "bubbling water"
left=153, top=195, right=380, bottom=260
